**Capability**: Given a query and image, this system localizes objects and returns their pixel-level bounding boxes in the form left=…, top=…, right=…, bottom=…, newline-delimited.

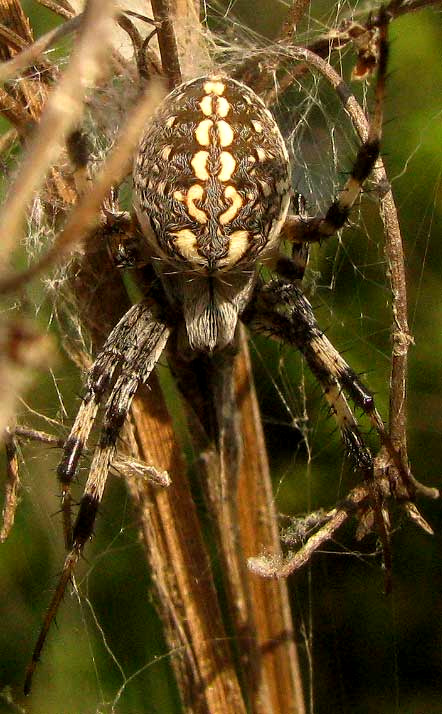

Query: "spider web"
left=1, top=2, right=442, bottom=714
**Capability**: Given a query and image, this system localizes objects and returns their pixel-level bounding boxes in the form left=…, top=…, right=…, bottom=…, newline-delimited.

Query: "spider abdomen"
left=134, top=75, right=291, bottom=273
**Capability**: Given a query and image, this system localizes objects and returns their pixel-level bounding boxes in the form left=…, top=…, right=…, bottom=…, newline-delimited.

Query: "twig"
left=35, top=0, right=74, bottom=19
left=0, top=13, right=83, bottom=83
left=0, top=80, right=166, bottom=294
left=1, top=430, right=20, bottom=542
left=0, top=0, right=118, bottom=269
left=6, top=424, right=171, bottom=487
left=150, top=0, right=181, bottom=88
left=248, top=486, right=370, bottom=578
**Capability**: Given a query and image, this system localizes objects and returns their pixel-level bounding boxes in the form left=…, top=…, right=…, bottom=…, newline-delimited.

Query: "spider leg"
left=57, top=298, right=168, bottom=547
left=244, top=278, right=409, bottom=491
left=282, top=10, right=388, bottom=245
left=25, top=302, right=170, bottom=694
left=244, top=278, right=396, bottom=580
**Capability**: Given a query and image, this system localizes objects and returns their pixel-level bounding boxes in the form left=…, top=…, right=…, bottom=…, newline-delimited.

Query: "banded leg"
left=245, top=278, right=435, bottom=507
left=247, top=279, right=438, bottom=502
left=282, top=9, right=388, bottom=246
left=244, top=279, right=387, bottom=472
left=244, top=278, right=397, bottom=577
left=57, top=299, right=166, bottom=547
left=25, top=303, right=170, bottom=694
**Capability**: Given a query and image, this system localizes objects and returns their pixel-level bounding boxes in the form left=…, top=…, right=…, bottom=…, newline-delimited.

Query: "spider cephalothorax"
left=133, top=75, right=291, bottom=351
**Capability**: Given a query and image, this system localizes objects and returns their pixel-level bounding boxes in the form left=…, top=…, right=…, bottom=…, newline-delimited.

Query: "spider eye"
left=133, top=75, right=291, bottom=272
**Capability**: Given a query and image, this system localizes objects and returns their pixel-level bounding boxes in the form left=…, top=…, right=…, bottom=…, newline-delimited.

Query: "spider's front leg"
left=282, top=8, right=388, bottom=248
left=25, top=297, right=171, bottom=694
left=57, top=295, right=162, bottom=546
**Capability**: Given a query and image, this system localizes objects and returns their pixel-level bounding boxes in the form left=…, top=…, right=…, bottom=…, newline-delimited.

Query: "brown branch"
left=0, top=85, right=33, bottom=128
left=236, top=329, right=306, bottom=713
left=128, top=383, right=247, bottom=713
left=0, top=80, right=166, bottom=294
left=1, top=430, right=19, bottom=542
left=34, top=0, right=74, bottom=19
left=0, top=20, right=26, bottom=50
left=0, top=13, right=82, bottom=83
left=150, top=0, right=182, bottom=88
left=0, top=0, right=118, bottom=269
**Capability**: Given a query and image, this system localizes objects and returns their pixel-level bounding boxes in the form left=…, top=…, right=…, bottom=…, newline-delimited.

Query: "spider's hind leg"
left=246, top=278, right=396, bottom=476
left=245, top=277, right=395, bottom=577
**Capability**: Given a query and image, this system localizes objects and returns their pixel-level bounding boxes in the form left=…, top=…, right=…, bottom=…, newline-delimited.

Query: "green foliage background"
left=1, top=2, right=442, bottom=713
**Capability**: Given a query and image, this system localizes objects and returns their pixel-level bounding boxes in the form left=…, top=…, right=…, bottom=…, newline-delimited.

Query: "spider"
left=4, top=3, right=435, bottom=700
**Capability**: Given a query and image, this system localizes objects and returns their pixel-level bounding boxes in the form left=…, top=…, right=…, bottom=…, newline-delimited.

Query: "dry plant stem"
left=208, top=353, right=271, bottom=713
left=5, top=425, right=171, bottom=487
left=0, top=84, right=32, bottom=127
left=0, top=13, right=82, bottom=83
left=150, top=0, right=182, bottom=88
left=248, top=486, right=370, bottom=578
left=236, top=328, right=305, bottom=714
left=0, top=81, right=166, bottom=295
left=35, top=0, right=74, bottom=19
left=1, top=430, right=19, bottom=541
left=0, top=0, right=49, bottom=126
left=168, top=352, right=269, bottom=711
left=376, top=184, right=409, bottom=453
left=0, top=21, right=26, bottom=49
left=0, top=0, right=118, bottom=268
left=128, top=385, right=247, bottom=714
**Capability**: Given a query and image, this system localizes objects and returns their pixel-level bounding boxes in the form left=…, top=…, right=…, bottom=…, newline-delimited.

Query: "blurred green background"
left=1, top=2, right=442, bottom=713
